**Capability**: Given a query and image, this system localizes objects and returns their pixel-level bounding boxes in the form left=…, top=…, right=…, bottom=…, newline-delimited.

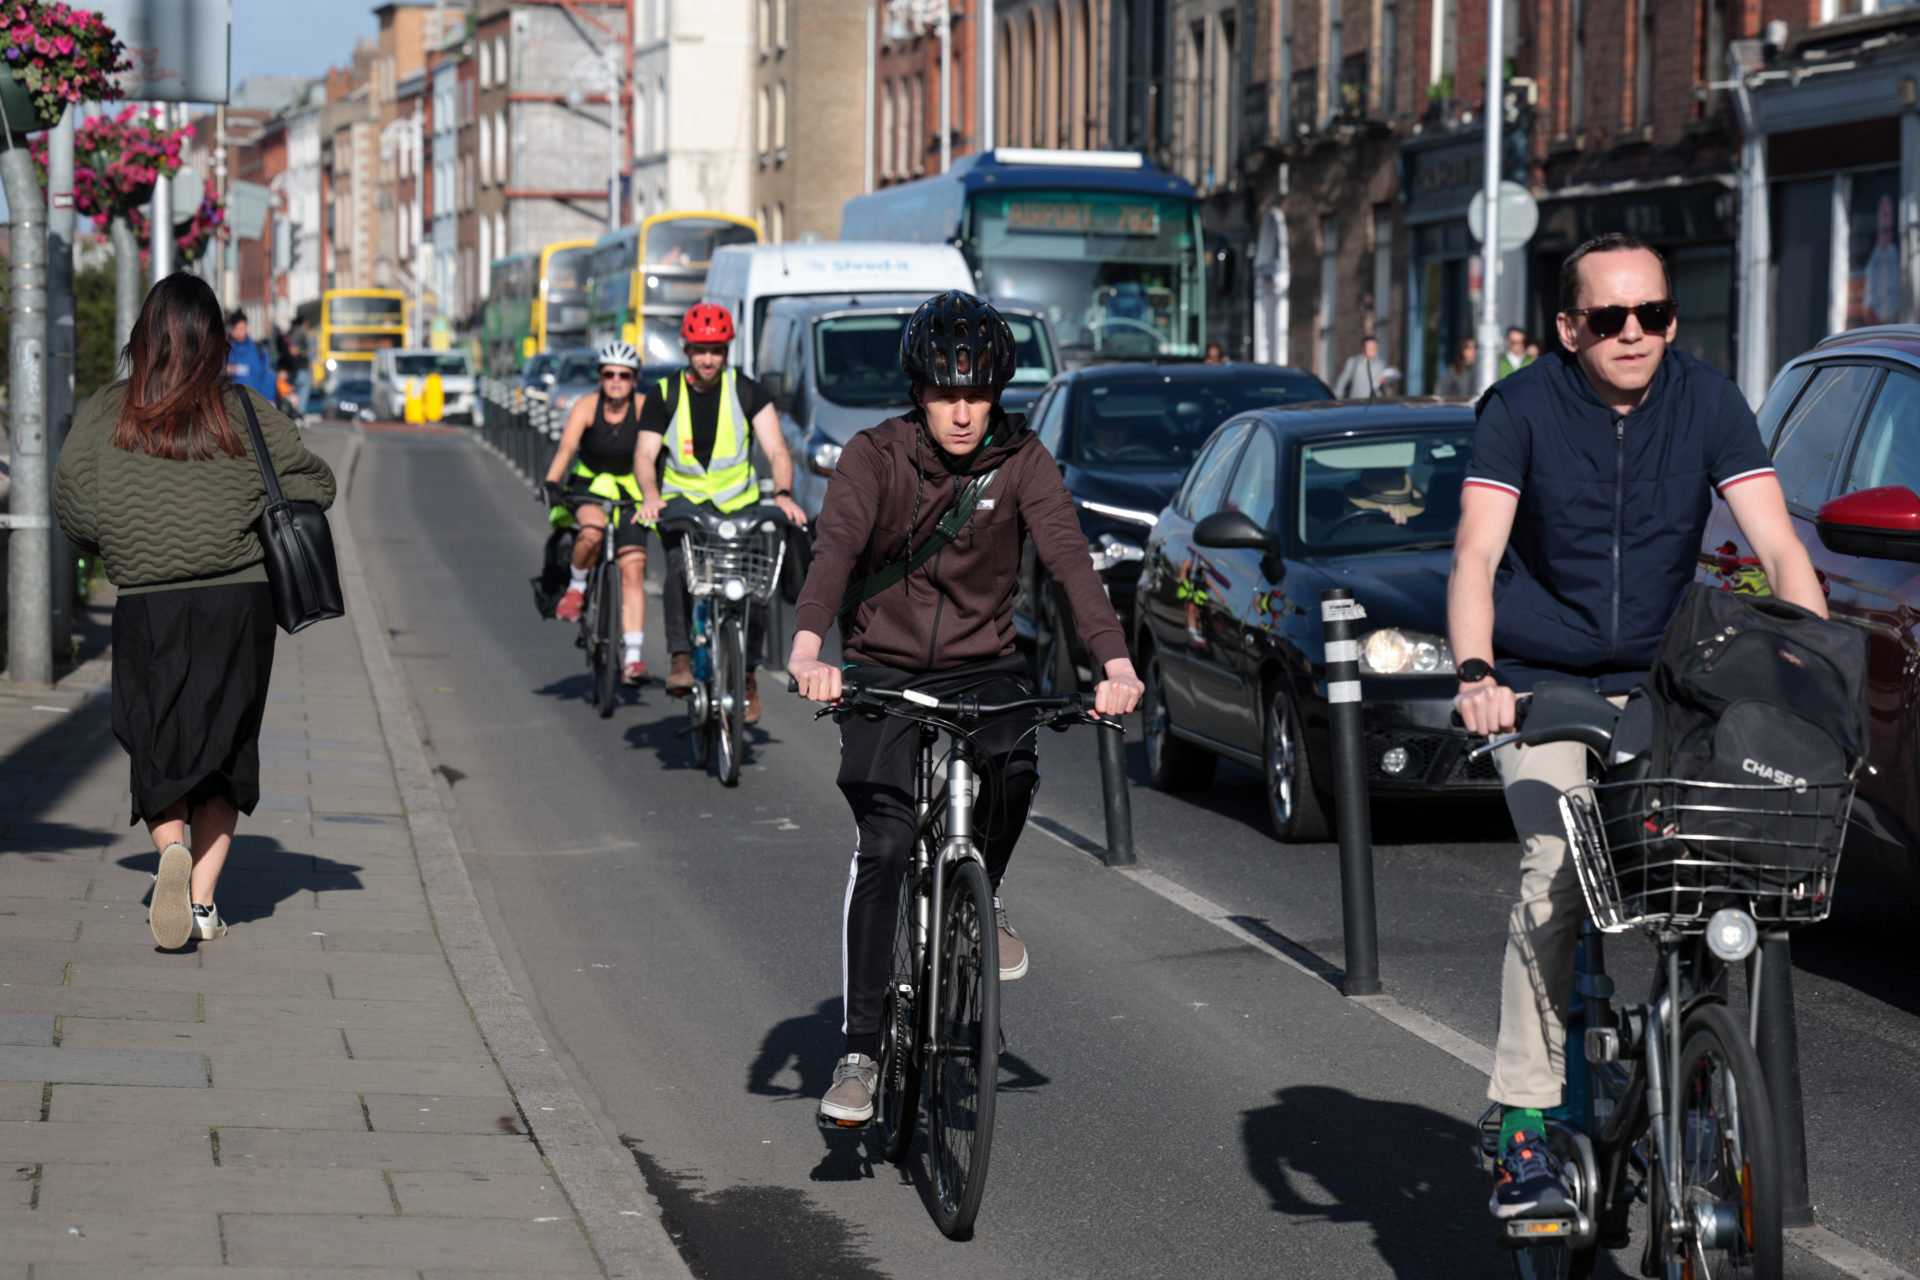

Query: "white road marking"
left=1033, top=813, right=1915, bottom=1280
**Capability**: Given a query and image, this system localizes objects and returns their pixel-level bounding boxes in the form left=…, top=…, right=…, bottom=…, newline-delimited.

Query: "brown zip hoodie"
left=792, top=410, right=1128, bottom=674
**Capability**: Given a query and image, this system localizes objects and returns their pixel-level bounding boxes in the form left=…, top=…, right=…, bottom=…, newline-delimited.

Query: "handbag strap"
left=235, top=390, right=286, bottom=506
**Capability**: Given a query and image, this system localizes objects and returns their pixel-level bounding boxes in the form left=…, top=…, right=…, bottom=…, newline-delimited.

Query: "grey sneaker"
left=994, top=898, right=1028, bottom=981
left=150, top=842, right=194, bottom=950
left=819, top=1053, right=879, bottom=1125
left=191, top=903, right=227, bottom=942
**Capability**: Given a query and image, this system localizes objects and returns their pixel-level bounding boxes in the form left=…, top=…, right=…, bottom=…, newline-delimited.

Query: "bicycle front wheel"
left=928, top=856, right=999, bottom=1239
left=714, top=613, right=745, bottom=786
left=1656, top=1001, right=1783, bottom=1280
left=595, top=565, right=620, bottom=719
left=878, top=867, right=924, bottom=1165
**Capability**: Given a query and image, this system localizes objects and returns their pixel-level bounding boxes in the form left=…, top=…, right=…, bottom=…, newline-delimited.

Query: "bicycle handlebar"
left=785, top=676, right=1120, bottom=731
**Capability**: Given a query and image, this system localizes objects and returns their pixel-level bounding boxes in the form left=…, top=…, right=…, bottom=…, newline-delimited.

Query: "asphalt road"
left=341, top=423, right=1917, bottom=1279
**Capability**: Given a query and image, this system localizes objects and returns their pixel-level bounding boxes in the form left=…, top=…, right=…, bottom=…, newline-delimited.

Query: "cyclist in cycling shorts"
left=789, top=291, right=1144, bottom=1124
left=637, top=303, right=806, bottom=725
left=543, top=340, right=653, bottom=685
left=1449, top=232, right=1826, bottom=1222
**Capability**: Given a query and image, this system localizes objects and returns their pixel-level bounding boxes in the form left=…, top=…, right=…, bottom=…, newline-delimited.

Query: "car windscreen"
left=815, top=313, right=911, bottom=407
left=1072, top=372, right=1325, bottom=468
left=554, top=356, right=602, bottom=384
left=393, top=353, right=472, bottom=377
left=1003, top=314, right=1054, bottom=385
left=1295, top=428, right=1476, bottom=555
left=334, top=380, right=373, bottom=397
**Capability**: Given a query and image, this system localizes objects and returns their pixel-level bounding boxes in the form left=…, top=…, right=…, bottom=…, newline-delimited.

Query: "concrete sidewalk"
left=0, top=435, right=688, bottom=1277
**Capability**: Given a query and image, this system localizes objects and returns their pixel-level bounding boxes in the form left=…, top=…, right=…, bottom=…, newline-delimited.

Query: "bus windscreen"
left=644, top=217, right=758, bottom=268
left=969, top=191, right=1198, bottom=358
left=547, top=246, right=592, bottom=297
left=327, top=296, right=403, bottom=325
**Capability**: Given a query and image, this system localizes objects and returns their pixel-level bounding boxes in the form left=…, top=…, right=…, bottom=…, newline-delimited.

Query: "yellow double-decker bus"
left=585, top=212, right=759, bottom=364
left=484, top=238, right=596, bottom=374
left=316, top=288, right=407, bottom=385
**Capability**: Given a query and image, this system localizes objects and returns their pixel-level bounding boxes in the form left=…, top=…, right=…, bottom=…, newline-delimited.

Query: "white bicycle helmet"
left=596, top=339, right=641, bottom=371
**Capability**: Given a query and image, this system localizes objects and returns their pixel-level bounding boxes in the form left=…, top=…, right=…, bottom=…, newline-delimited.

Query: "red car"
left=1699, top=325, right=1920, bottom=903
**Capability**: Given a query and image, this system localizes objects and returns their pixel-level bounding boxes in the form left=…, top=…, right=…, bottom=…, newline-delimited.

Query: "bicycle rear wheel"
left=928, top=857, right=999, bottom=1239
left=714, top=614, right=745, bottom=786
left=595, top=565, right=620, bottom=719
left=878, top=867, right=924, bottom=1165
left=1656, top=1002, right=1783, bottom=1280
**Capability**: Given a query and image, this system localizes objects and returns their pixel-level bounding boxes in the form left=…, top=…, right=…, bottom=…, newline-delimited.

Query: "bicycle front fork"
left=691, top=598, right=711, bottom=683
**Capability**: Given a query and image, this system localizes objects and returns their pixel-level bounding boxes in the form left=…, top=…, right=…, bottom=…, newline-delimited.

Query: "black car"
left=1136, top=400, right=1493, bottom=842
left=324, top=377, right=376, bottom=422
left=1017, top=361, right=1331, bottom=692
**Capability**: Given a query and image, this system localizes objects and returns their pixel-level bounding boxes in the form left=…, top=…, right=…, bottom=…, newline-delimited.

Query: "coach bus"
left=316, top=288, right=406, bottom=385
left=840, top=148, right=1205, bottom=362
left=483, top=237, right=595, bottom=374
left=585, top=211, right=760, bottom=364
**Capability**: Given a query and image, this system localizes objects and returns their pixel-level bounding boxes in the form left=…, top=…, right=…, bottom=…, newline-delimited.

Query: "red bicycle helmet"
left=681, top=303, right=736, bottom=345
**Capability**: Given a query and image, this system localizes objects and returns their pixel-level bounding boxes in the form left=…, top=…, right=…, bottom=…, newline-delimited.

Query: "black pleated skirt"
left=111, top=581, right=277, bottom=826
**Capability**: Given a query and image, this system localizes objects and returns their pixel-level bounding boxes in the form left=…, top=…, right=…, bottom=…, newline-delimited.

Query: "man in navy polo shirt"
left=1449, top=232, right=1827, bottom=1221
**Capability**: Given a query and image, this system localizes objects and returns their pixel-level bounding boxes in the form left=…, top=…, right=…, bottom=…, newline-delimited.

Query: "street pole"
left=110, top=215, right=140, bottom=358
left=1321, top=588, right=1381, bottom=996
left=214, top=103, right=228, bottom=307
left=1476, top=0, right=1504, bottom=394
left=603, top=54, right=619, bottom=230
left=939, top=1, right=952, bottom=172
left=415, top=109, right=426, bottom=344
left=2, top=127, right=53, bottom=685
left=46, top=110, right=75, bottom=662
left=978, top=0, right=994, bottom=151
left=151, top=106, right=175, bottom=282
left=863, top=0, right=876, bottom=193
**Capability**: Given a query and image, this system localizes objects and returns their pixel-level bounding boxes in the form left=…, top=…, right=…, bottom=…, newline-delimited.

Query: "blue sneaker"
left=1490, top=1130, right=1576, bottom=1220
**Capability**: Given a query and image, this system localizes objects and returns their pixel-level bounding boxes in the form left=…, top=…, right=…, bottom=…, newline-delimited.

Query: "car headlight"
left=806, top=426, right=843, bottom=477
left=1357, top=628, right=1454, bottom=676
left=358, top=407, right=375, bottom=423
left=1088, top=531, right=1146, bottom=573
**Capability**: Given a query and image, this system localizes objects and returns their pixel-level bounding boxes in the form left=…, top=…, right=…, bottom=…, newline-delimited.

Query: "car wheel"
left=1036, top=584, right=1079, bottom=695
left=1144, top=648, right=1216, bottom=792
left=1265, top=683, right=1330, bottom=843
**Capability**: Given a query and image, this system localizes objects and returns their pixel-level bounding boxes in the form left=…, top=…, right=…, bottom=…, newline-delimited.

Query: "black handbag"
left=237, top=391, right=345, bottom=634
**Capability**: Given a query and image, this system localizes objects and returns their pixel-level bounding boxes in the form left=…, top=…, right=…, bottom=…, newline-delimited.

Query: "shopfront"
left=1400, top=130, right=1526, bottom=396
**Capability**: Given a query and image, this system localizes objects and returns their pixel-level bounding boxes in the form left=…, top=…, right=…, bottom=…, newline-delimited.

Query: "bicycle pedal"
left=817, top=1113, right=872, bottom=1131
left=1500, top=1217, right=1579, bottom=1247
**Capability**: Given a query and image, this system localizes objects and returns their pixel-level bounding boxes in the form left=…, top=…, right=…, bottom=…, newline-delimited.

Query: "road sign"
left=169, top=161, right=200, bottom=222
left=1468, top=181, right=1539, bottom=252
left=227, top=180, right=270, bottom=240
left=82, top=0, right=232, bottom=103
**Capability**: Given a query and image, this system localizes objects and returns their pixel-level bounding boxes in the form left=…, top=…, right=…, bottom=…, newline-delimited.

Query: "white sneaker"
left=150, top=843, right=193, bottom=949
left=191, top=903, right=227, bottom=941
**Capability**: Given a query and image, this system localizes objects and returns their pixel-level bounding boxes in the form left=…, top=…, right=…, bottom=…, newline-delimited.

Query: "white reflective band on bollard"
left=1325, top=640, right=1359, bottom=664
left=1328, top=680, right=1363, bottom=704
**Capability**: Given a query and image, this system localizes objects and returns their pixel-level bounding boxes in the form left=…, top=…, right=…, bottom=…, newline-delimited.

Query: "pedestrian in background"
left=53, top=273, right=337, bottom=950
left=284, top=316, right=313, bottom=411
left=1203, top=340, right=1229, bottom=364
left=225, top=309, right=277, bottom=401
left=1499, top=326, right=1535, bottom=378
left=1333, top=336, right=1388, bottom=399
left=1438, top=336, right=1479, bottom=398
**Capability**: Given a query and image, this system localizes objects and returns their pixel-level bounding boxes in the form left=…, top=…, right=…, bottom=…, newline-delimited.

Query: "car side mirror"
left=1815, top=486, right=1920, bottom=563
left=1193, top=509, right=1276, bottom=553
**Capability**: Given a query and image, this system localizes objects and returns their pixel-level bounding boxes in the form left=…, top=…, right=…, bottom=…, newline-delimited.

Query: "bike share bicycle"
left=801, top=677, right=1116, bottom=1239
left=656, top=498, right=786, bottom=785
left=1469, top=680, right=1858, bottom=1280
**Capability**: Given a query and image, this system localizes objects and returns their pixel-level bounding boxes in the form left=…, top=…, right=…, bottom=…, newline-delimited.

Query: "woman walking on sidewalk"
left=53, top=274, right=336, bottom=949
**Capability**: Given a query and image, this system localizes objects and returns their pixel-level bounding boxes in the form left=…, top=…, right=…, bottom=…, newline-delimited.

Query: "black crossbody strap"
left=236, top=391, right=286, bottom=506
left=840, top=467, right=999, bottom=620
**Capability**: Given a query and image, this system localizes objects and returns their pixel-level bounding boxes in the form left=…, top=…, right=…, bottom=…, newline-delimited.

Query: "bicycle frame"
left=909, top=725, right=990, bottom=1061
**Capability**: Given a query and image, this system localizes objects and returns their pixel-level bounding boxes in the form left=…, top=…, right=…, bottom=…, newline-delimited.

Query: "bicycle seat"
left=1519, top=681, right=1621, bottom=755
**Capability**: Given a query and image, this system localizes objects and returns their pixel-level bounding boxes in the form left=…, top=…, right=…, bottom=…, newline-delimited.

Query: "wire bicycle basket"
left=677, top=518, right=787, bottom=604
left=1562, top=775, right=1855, bottom=933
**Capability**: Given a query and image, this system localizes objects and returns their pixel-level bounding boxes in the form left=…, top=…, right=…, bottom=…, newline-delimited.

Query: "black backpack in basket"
left=531, top=526, right=578, bottom=620
left=1600, top=586, right=1869, bottom=908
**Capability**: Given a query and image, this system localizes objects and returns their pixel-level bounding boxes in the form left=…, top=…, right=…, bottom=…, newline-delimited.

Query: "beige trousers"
left=1487, top=695, right=1627, bottom=1110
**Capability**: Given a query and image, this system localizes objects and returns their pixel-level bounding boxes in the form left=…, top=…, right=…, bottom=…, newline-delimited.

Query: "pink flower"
left=33, top=36, right=48, bottom=54
left=53, top=35, right=71, bottom=55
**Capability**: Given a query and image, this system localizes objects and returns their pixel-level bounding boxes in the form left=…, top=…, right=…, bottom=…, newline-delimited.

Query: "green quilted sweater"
left=53, top=383, right=337, bottom=593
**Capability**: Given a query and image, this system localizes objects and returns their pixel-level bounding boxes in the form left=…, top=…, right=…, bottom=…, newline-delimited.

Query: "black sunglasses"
left=1563, top=300, right=1677, bottom=339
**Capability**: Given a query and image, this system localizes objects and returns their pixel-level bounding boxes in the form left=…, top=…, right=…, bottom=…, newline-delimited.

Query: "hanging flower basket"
left=0, top=1, right=128, bottom=139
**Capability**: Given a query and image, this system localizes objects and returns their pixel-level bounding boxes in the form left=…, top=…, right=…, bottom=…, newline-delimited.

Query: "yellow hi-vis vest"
left=659, top=369, right=757, bottom=514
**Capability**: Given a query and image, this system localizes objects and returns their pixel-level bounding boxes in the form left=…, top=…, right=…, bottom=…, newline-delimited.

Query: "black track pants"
left=837, top=655, right=1039, bottom=1045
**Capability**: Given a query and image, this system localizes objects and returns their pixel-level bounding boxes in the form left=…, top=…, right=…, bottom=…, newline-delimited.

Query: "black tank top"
left=577, top=391, right=639, bottom=473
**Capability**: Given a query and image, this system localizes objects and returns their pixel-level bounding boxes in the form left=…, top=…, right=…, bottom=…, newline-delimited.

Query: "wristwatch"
left=774, top=488, right=793, bottom=499
left=1457, top=657, right=1495, bottom=685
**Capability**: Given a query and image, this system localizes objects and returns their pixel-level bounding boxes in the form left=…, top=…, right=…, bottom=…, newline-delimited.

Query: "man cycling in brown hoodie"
left=790, top=291, right=1144, bottom=1124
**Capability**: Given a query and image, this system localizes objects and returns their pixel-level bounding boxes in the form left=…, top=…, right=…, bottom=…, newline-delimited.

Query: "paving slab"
left=0, top=982, right=201, bottom=1021
left=213, top=1127, right=553, bottom=1175
left=37, top=1162, right=395, bottom=1216
left=34, top=1268, right=420, bottom=1280
left=389, top=1168, right=571, bottom=1217
left=0, top=1045, right=206, bottom=1087
left=48, top=1084, right=366, bottom=1131
left=0, top=1210, right=225, bottom=1267
left=210, top=1053, right=506, bottom=1098
left=57, top=1016, right=345, bottom=1059
left=363, top=1092, right=525, bottom=1134
left=0, top=1079, right=43, bottom=1120
left=222, top=1212, right=601, bottom=1272
left=63, top=963, right=330, bottom=998
left=0, top=1012, right=54, bottom=1045
left=0, top=1121, right=209, bottom=1165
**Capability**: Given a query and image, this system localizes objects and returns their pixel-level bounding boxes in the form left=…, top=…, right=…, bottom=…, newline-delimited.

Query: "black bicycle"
left=657, top=500, right=786, bottom=786
left=551, top=493, right=640, bottom=720
left=805, top=679, right=1116, bottom=1238
left=1470, top=683, right=1855, bottom=1280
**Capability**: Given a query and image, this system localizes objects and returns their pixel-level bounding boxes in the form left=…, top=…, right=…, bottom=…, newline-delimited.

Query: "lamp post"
left=566, top=44, right=625, bottom=231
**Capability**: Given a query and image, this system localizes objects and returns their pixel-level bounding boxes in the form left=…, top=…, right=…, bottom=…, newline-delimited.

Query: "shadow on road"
left=117, top=837, right=362, bottom=927
left=1243, top=1085, right=1507, bottom=1278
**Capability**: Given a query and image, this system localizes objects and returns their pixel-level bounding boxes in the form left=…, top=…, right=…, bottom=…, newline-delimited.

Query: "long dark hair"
left=113, top=273, right=244, bottom=460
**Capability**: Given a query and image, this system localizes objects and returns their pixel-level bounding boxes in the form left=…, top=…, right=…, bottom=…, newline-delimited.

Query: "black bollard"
left=1753, top=932, right=1814, bottom=1226
left=1097, top=723, right=1136, bottom=867
left=1321, top=588, right=1381, bottom=996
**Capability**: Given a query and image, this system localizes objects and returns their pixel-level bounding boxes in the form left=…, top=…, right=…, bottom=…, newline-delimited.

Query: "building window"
left=757, top=85, right=769, bottom=155
left=912, top=73, right=925, bottom=173
left=494, top=211, right=506, bottom=261
left=897, top=78, right=911, bottom=176
left=1044, top=3, right=1061, bottom=148
left=1568, top=0, right=1586, bottom=135
left=1215, top=14, right=1236, bottom=179
left=1373, top=205, right=1393, bottom=358
left=1700, top=0, right=1730, bottom=119
left=997, top=22, right=1013, bottom=146
left=478, top=115, right=490, bottom=185
left=758, top=0, right=770, bottom=55
left=479, top=216, right=491, bottom=295
left=1379, top=0, right=1397, bottom=117
left=774, top=80, right=787, bottom=155
left=1633, top=0, right=1655, bottom=132
left=655, top=77, right=666, bottom=152
left=493, top=37, right=507, bottom=90
left=478, top=41, right=491, bottom=90
left=880, top=80, right=895, bottom=179
left=775, top=0, right=787, bottom=48
left=1430, top=0, right=1457, bottom=97
left=1319, top=215, right=1339, bottom=383
left=1072, top=0, right=1091, bottom=148
left=758, top=204, right=770, bottom=239
left=494, top=111, right=508, bottom=186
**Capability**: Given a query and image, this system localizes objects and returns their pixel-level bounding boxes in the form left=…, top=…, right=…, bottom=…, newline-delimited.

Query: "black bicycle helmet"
left=900, top=291, right=1018, bottom=388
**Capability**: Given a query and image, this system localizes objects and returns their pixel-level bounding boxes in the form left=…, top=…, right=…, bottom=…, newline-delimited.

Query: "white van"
left=702, top=241, right=973, bottom=376
left=371, top=348, right=478, bottom=422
